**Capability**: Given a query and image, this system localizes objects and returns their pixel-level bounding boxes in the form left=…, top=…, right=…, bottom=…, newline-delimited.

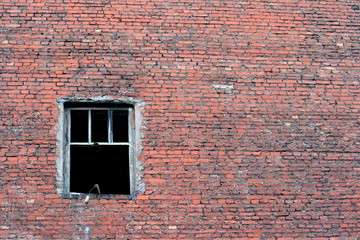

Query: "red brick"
left=1, top=0, right=359, bottom=239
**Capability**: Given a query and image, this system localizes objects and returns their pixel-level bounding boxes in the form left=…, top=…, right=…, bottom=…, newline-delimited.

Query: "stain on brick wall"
left=1, top=0, right=359, bottom=239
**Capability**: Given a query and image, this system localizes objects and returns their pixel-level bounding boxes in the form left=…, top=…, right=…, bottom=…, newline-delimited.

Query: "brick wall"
left=1, top=0, right=360, bottom=239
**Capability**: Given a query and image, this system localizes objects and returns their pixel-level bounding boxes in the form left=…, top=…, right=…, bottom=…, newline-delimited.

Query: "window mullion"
left=88, top=109, right=91, bottom=143
left=65, top=108, right=71, bottom=194
left=109, top=110, right=113, bottom=143
left=128, top=108, right=134, bottom=196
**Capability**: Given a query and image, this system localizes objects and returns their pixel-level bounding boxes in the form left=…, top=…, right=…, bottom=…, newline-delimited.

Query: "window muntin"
left=69, top=108, right=130, bottom=145
left=65, top=106, right=133, bottom=195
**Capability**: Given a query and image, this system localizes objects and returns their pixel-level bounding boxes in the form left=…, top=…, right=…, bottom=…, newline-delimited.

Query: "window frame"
left=63, top=105, right=135, bottom=197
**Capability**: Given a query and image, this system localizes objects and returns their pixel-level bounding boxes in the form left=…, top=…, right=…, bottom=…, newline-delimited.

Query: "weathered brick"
left=1, top=0, right=359, bottom=239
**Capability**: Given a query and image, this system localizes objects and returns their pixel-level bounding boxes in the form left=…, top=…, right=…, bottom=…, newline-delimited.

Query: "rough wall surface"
left=1, top=0, right=360, bottom=239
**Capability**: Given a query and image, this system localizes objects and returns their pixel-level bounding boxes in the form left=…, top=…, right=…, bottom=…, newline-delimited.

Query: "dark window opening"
left=70, top=145, right=130, bottom=194
left=91, top=110, right=108, bottom=143
left=113, top=110, right=129, bottom=142
left=70, top=110, right=88, bottom=142
left=66, top=105, right=133, bottom=195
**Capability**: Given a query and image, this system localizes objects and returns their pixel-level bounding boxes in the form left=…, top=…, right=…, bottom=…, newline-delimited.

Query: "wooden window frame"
left=63, top=106, right=135, bottom=196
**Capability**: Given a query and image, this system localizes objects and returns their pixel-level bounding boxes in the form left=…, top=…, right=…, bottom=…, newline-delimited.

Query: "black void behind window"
left=70, top=110, right=88, bottom=142
left=113, top=110, right=129, bottom=142
left=91, top=110, right=108, bottom=142
left=68, top=107, right=131, bottom=195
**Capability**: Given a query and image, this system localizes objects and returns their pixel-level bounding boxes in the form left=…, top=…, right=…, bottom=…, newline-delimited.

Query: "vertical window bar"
left=68, top=109, right=71, bottom=143
left=132, top=108, right=135, bottom=145
left=128, top=108, right=134, bottom=196
left=109, top=110, right=113, bottom=143
left=65, top=109, right=70, bottom=193
left=88, top=109, right=91, bottom=143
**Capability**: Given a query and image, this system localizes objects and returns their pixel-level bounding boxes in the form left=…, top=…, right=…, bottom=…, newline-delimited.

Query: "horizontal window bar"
left=70, top=142, right=130, bottom=146
left=69, top=108, right=130, bottom=110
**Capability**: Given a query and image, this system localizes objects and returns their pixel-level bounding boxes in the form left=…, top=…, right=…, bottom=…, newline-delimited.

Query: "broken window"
left=63, top=103, right=134, bottom=195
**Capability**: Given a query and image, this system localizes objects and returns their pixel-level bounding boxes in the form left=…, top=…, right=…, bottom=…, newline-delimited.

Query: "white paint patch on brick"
left=212, top=84, right=235, bottom=91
